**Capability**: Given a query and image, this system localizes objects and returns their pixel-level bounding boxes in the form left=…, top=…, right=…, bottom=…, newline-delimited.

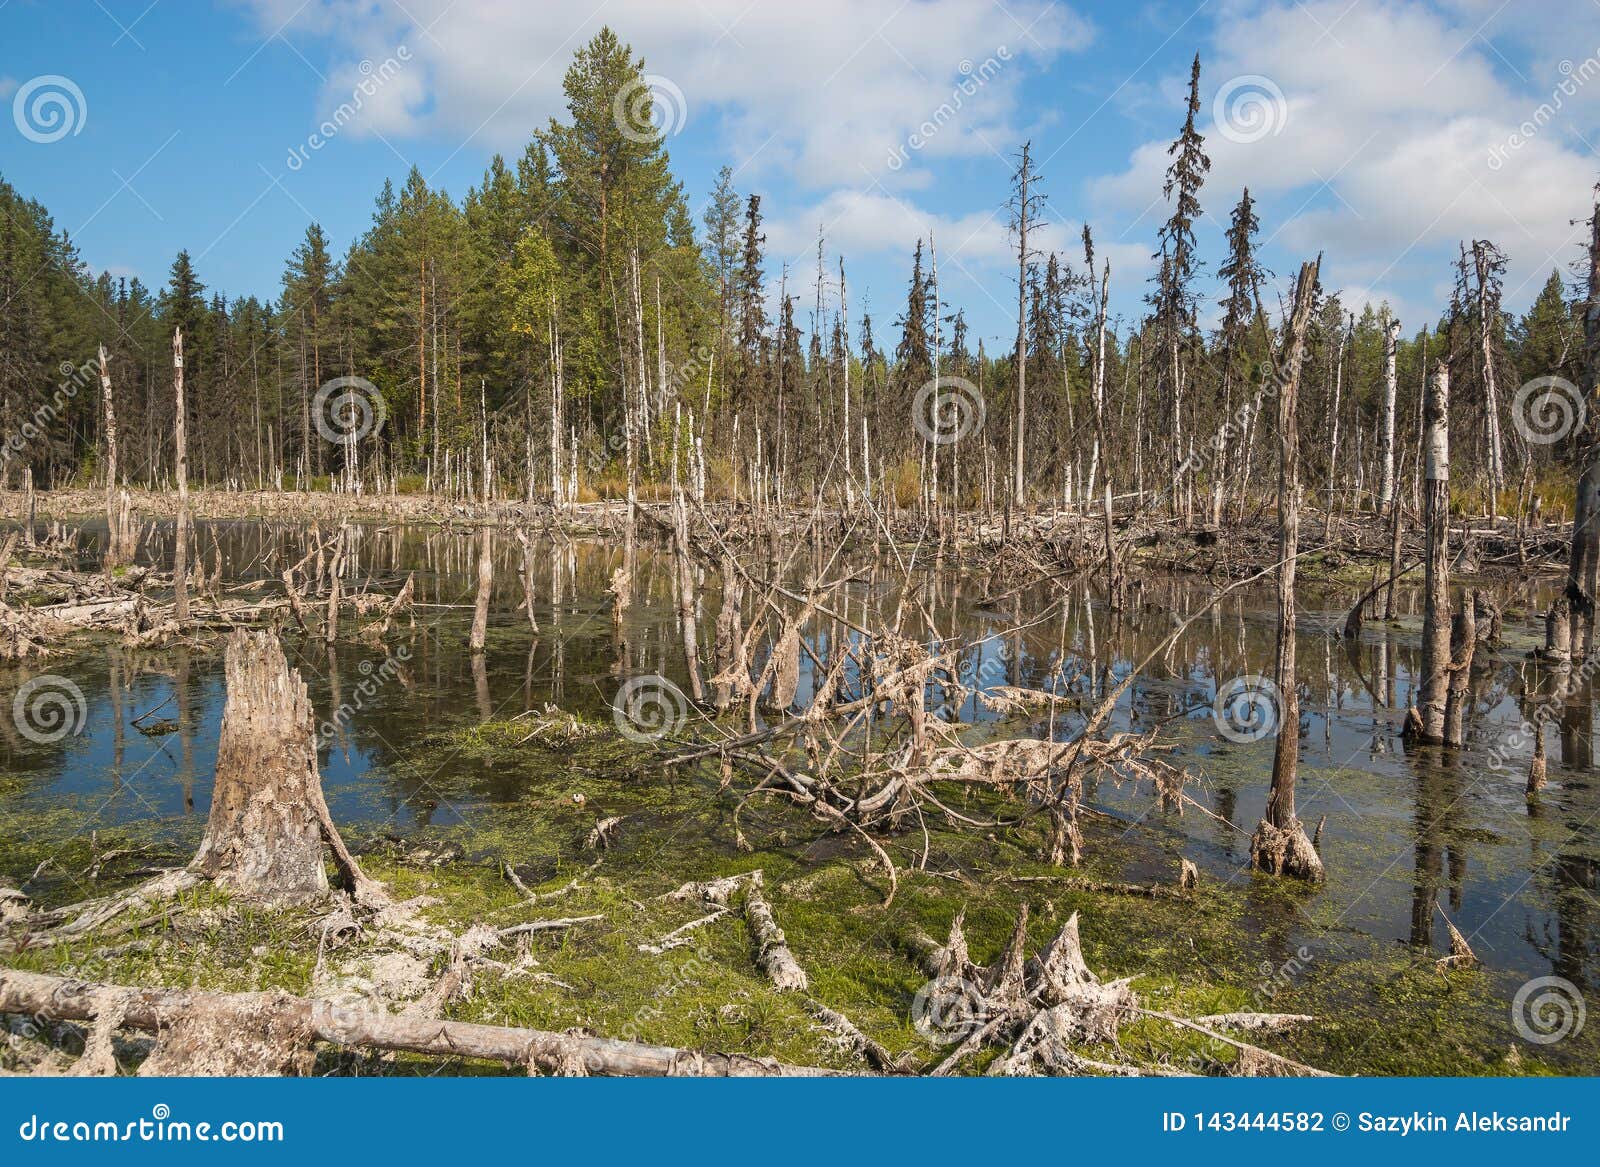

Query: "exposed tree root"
left=1248, top=818, right=1326, bottom=882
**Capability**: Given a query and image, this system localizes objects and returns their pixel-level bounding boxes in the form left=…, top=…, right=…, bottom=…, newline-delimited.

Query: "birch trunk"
left=1413, top=362, right=1453, bottom=744
left=1379, top=314, right=1400, bottom=512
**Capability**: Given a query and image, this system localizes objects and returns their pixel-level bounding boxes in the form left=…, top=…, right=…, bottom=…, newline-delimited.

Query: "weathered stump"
left=191, top=629, right=384, bottom=905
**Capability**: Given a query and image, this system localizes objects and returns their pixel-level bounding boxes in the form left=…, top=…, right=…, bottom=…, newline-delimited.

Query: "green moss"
left=4, top=662, right=1591, bottom=1078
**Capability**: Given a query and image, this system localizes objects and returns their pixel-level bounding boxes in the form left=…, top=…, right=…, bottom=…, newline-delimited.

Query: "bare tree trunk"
left=1443, top=588, right=1478, bottom=747
left=672, top=407, right=705, bottom=702
left=1250, top=258, right=1323, bottom=882
left=1475, top=241, right=1504, bottom=521
left=1103, top=482, right=1122, bottom=612
left=172, top=330, right=190, bottom=629
left=97, top=345, right=124, bottom=569
left=1379, top=314, right=1400, bottom=512
left=1412, top=362, right=1453, bottom=744
left=1565, top=200, right=1600, bottom=662
left=1323, top=321, right=1347, bottom=539
left=1010, top=142, right=1032, bottom=529
left=1383, top=482, right=1404, bottom=621
left=471, top=528, right=493, bottom=653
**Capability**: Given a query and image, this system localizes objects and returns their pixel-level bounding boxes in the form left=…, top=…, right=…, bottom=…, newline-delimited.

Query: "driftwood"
left=0, top=968, right=841, bottom=1077
left=666, top=869, right=807, bottom=991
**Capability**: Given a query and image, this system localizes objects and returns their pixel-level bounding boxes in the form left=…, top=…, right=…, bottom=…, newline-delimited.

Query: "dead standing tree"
left=1408, top=361, right=1453, bottom=744
left=470, top=527, right=493, bottom=653
left=1007, top=141, right=1041, bottom=534
left=172, top=329, right=191, bottom=629
left=1565, top=195, right=1600, bottom=664
left=96, top=344, right=132, bottom=569
left=1249, top=257, right=1325, bottom=882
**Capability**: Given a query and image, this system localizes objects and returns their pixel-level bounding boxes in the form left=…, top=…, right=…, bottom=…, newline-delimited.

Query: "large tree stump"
left=191, top=629, right=384, bottom=905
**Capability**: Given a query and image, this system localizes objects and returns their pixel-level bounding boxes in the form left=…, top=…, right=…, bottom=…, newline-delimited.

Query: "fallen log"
left=0, top=968, right=844, bottom=1077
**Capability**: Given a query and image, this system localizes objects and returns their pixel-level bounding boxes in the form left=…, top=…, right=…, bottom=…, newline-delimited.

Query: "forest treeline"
left=0, top=28, right=1588, bottom=518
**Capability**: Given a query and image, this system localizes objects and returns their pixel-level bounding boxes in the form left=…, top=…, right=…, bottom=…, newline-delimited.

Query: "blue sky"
left=4, top=0, right=1599, bottom=349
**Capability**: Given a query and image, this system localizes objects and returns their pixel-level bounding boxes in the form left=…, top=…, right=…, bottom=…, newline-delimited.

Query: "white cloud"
left=1092, top=0, right=1600, bottom=321
left=241, top=0, right=1091, bottom=187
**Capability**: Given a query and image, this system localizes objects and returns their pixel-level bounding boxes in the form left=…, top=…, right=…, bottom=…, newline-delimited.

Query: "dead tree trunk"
left=1474, top=241, right=1504, bottom=521
left=515, top=528, right=539, bottom=633
left=1565, top=199, right=1600, bottom=662
left=1010, top=142, right=1033, bottom=530
left=1410, top=362, right=1452, bottom=744
left=0, top=968, right=837, bottom=1077
left=97, top=344, right=125, bottom=569
left=1383, top=483, right=1404, bottom=621
left=1378, top=314, right=1400, bottom=513
left=1249, top=257, right=1324, bottom=882
left=672, top=413, right=705, bottom=702
left=172, top=329, right=190, bottom=629
left=470, top=527, right=493, bottom=653
left=1443, top=587, right=1478, bottom=747
left=1103, top=481, right=1123, bottom=612
left=1543, top=596, right=1572, bottom=669
left=192, top=629, right=384, bottom=905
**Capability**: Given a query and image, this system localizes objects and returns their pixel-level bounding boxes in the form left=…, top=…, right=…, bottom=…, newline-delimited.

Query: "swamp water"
left=2, top=518, right=1597, bottom=1073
